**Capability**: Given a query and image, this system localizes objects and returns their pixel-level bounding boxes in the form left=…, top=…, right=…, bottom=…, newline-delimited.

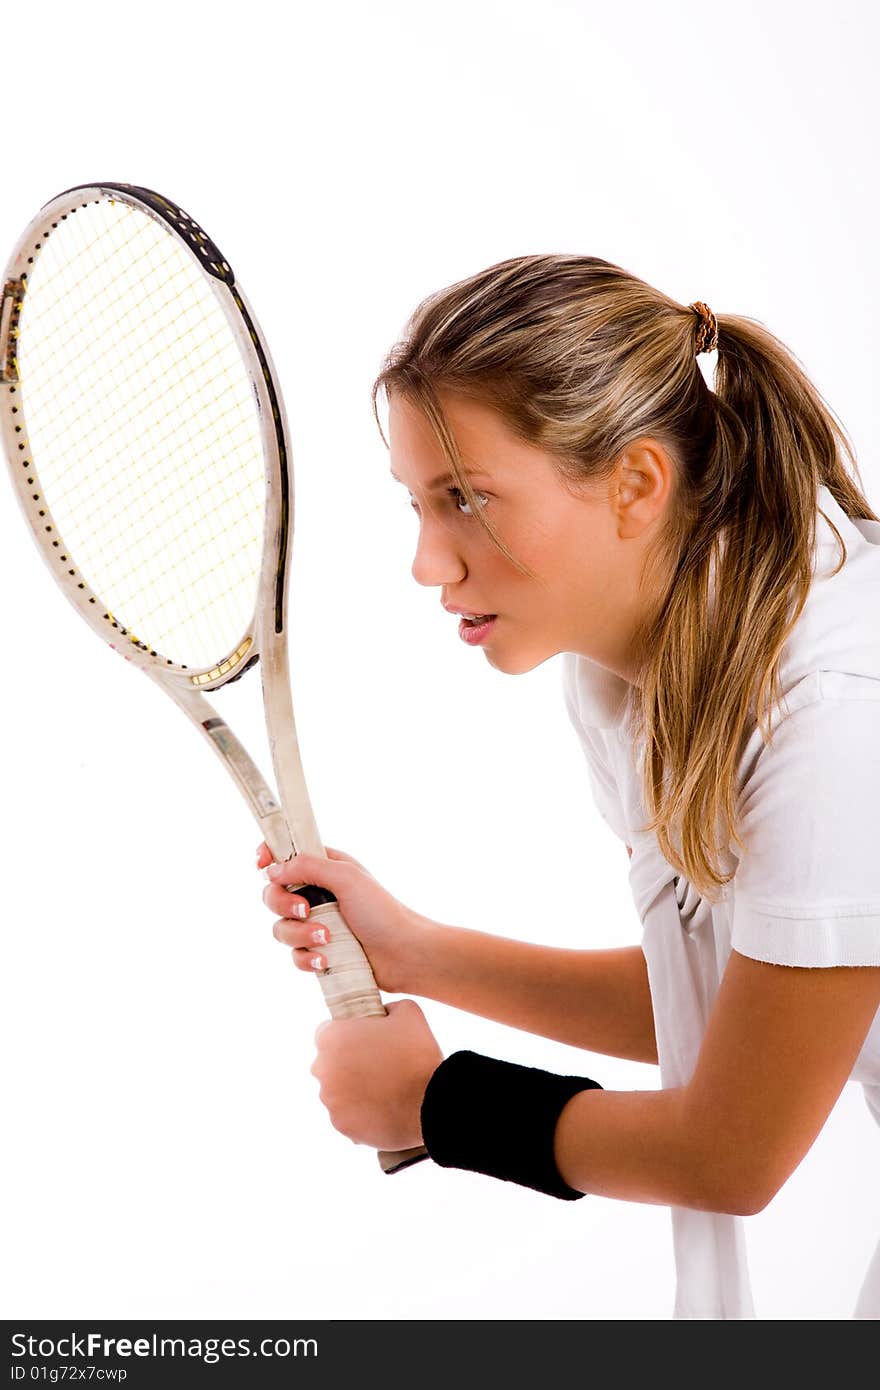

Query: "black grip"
left=294, top=884, right=338, bottom=909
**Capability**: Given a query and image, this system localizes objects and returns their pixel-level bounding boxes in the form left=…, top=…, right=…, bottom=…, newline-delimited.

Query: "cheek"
left=545, top=523, right=612, bottom=613
left=507, top=515, right=569, bottom=576
left=543, top=524, right=590, bottom=585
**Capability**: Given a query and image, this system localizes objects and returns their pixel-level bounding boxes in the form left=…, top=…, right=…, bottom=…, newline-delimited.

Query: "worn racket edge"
left=0, top=181, right=429, bottom=1176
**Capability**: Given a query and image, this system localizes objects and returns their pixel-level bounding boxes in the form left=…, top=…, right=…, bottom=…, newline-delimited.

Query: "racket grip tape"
left=291, top=889, right=431, bottom=1175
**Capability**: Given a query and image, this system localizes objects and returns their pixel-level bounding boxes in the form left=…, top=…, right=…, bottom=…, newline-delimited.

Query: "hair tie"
left=689, top=300, right=718, bottom=355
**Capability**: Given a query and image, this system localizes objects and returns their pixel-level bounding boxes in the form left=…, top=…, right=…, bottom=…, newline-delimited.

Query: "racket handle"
left=378, top=1145, right=431, bottom=1174
left=298, top=896, right=431, bottom=1175
left=304, top=899, right=389, bottom=1018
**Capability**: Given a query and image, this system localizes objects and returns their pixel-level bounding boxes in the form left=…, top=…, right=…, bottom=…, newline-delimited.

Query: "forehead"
left=388, top=391, right=520, bottom=487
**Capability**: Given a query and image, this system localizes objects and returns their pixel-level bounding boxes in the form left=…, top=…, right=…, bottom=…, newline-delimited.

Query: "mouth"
left=458, top=614, right=498, bottom=645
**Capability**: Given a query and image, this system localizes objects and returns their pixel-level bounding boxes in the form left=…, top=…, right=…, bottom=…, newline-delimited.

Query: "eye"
left=405, top=483, right=486, bottom=517
left=409, top=488, right=488, bottom=517
left=448, top=486, right=489, bottom=517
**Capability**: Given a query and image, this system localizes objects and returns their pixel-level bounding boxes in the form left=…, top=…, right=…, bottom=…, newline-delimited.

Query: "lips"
left=458, top=614, right=497, bottom=645
left=443, top=604, right=497, bottom=618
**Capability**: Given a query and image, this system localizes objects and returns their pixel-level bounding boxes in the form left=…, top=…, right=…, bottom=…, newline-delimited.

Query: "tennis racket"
left=0, top=181, right=430, bottom=1176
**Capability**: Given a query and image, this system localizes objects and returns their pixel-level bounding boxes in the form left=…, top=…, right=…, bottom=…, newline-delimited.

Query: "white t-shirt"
left=561, top=481, right=880, bottom=1319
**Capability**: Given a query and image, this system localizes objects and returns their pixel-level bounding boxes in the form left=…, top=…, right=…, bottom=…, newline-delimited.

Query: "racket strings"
left=16, top=196, right=266, bottom=669
left=21, top=204, right=261, bottom=619
left=22, top=214, right=161, bottom=368
left=24, top=207, right=261, bottom=581
left=28, top=268, right=223, bottom=464
left=49, top=398, right=259, bottom=592
left=29, top=296, right=212, bottom=471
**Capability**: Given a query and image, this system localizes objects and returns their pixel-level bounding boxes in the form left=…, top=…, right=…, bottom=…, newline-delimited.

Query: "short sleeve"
left=731, top=677, right=880, bottom=967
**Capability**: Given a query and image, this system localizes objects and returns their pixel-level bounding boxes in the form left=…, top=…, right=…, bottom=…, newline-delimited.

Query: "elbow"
left=688, top=1178, right=770, bottom=1219
left=733, top=1172, right=786, bottom=1217
left=715, top=1187, right=772, bottom=1219
left=680, top=1096, right=790, bottom=1217
left=700, top=1165, right=785, bottom=1218
left=682, top=1130, right=785, bottom=1216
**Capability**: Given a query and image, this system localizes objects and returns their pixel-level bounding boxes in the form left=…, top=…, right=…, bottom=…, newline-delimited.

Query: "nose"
left=410, top=513, right=466, bottom=588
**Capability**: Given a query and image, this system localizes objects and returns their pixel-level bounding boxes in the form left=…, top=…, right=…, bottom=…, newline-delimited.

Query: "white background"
left=2, top=0, right=879, bottom=1322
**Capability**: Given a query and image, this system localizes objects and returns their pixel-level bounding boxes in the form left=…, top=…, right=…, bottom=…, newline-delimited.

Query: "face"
left=388, top=389, right=675, bottom=683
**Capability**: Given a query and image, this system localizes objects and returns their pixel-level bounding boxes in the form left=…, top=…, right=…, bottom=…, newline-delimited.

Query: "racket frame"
left=1, top=183, right=429, bottom=1175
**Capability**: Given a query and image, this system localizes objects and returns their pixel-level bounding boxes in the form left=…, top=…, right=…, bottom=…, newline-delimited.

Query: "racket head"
left=0, top=183, right=293, bottom=692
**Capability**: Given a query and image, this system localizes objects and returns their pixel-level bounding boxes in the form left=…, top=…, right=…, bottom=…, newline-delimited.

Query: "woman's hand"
left=309, top=998, right=444, bottom=1151
left=257, top=843, right=433, bottom=995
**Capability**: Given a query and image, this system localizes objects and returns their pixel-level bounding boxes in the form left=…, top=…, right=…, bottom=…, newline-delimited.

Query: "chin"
left=483, top=645, right=556, bottom=676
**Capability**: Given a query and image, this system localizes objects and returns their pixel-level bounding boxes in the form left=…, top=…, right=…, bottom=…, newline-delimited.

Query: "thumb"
left=266, top=851, right=350, bottom=890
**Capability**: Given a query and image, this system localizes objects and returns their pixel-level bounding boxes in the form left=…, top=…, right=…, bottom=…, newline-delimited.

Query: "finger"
left=272, top=916, right=328, bottom=948
left=255, top=842, right=275, bottom=870
left=292, top=944, right=328, bottom=973
left=386, top=997, right=422, bottom=1020
left=262, top=882, right=312, bottom=917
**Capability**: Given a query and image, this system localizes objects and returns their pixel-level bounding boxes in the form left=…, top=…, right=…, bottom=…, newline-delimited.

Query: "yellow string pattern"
left=17, top=197, right=265, bottom=670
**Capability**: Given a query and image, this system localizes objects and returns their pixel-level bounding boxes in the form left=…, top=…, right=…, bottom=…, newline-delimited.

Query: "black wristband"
left=419, top=1050, right=602, bottom=1200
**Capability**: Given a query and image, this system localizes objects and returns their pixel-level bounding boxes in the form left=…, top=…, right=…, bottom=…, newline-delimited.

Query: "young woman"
left=256, top=256, right=880, bottom=1319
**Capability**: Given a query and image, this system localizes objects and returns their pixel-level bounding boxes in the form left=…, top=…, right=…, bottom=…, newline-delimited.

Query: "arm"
left=552, top=950, right=880, bottom=1214
left=410, top=926, right=656, bottom=1064
left=406, top=839, right=655, bottom=1064
left=263, top=842, right=655, bottom=1062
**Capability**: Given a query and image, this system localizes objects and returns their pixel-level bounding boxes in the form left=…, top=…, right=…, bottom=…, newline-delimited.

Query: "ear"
left=614, top=438, right=675, bottom=534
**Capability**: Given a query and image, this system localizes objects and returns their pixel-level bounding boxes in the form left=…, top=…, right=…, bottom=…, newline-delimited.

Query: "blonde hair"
left=371, top=255, right=878, bottom=901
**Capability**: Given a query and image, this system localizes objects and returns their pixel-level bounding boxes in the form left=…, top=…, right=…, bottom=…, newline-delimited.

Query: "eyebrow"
left=390, top=469, right=491, bottom=491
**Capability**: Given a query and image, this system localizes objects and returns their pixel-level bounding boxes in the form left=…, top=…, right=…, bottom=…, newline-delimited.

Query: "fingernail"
left=294, top=902, right=309, bottom=920
left=310, top=927, right=327, bottom=944
left=310, top=955, right=326, bottom=971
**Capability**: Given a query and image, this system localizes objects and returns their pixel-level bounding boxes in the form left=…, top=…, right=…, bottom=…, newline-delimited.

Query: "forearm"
left=408, top=921, right=658, bottom=1065
left=552, top=1085, right=753, bottom=1215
